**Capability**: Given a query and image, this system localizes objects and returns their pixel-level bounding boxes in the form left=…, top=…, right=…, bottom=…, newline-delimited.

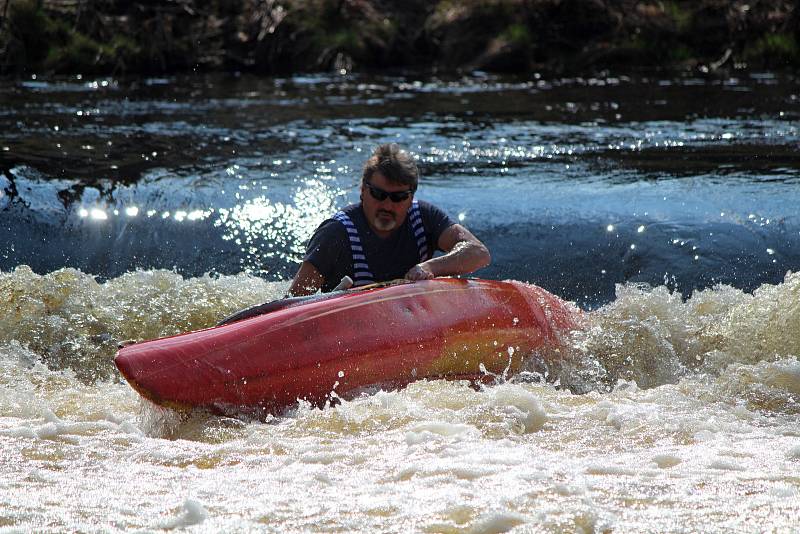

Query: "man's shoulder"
left=317, top=204, right=361, bottom=227
left=311, top=210, right=353, bottom=243
left=339, top=203, right=363, bottom=221
left=416, top=199, right=449, bottom=216
left=415, top=199, right=437, bottom=210
left=416, top=199, right=457, bottom=226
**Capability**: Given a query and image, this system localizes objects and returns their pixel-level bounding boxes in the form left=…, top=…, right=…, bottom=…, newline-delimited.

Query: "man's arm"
left=288, top=261, right=325, bottom=296
left=405, top=224, right=491, bottom=280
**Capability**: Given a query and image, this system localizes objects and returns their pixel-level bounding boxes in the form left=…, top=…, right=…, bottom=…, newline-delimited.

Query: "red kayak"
left=115, top=278, right=581, bottom=414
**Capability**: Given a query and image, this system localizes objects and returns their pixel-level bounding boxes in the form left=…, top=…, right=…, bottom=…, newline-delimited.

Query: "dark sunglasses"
left=364, top=181, right=415, bottom=203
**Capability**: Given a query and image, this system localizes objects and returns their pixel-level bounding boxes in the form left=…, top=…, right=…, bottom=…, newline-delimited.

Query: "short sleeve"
left=420, top=201, right=457, bottom=251
left=304, top=219, right=350, bottom=285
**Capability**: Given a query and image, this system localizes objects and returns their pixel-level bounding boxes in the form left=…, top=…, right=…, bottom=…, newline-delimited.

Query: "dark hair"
left=362, top=143, right=419, bottom=189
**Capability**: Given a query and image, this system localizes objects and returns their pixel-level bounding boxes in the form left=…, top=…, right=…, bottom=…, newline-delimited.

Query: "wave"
left=0, top=266, right=285, bottom=382
left=1, top=267, right=797, bottom=414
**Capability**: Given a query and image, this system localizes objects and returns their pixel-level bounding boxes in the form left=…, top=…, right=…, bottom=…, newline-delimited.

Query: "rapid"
left=1, top=72, right=799, bottom=532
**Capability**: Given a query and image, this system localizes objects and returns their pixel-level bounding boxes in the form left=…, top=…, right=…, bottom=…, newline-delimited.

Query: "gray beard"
left=373, top=215, right=397, bottom=232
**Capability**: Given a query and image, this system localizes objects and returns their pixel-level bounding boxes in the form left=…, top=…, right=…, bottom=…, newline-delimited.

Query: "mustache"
left=376, top=210, right=396, bottom=218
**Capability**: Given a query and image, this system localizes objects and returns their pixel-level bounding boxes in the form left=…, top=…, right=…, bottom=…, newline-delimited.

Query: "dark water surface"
left=2, top=72, right=799, bottom=306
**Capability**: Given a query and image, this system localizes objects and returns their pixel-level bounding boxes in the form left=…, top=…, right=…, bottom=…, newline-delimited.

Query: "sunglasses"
left=364, top=181, right=415, bottom=203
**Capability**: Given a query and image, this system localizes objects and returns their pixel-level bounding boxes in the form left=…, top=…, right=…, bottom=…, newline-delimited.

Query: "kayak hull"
left=115, top=278, right=580, bottom=414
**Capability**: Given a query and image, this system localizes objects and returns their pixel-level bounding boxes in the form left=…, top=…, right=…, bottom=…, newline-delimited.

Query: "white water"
left=1, top=267, right=799, bottom=532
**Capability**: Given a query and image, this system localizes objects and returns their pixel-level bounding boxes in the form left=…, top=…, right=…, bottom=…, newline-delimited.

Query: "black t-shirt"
left=305, top=200, right=457, bottom=292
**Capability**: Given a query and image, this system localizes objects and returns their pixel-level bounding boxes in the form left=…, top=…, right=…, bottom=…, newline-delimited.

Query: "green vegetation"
left=663, top=1, right=692, bottom=33
left=744, top=33, right=800, bottom=66
left=1, top=0, right=797, bottom=75
left=501, top=23, right=533, bottom=48
left=282, top=0, right=397, bottom=70
left=3, top=0, right=145, bottom=73
left=45, top=31, right=101, bottom=72
left=5, top=0, right=54, bottom=66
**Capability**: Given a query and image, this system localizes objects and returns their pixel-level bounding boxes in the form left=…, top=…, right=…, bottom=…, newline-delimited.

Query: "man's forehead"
left=368, top=171, right=412, bottom=190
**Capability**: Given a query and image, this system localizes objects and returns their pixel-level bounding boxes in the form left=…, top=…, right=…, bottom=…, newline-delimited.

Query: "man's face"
left=360, top=171, right=414, bottom=236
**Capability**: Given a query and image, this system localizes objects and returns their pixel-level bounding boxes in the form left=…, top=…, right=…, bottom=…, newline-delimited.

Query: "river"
left=1, top=71, right=799, bottom=532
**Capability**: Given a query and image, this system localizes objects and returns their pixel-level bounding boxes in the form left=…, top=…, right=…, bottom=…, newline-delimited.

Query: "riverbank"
left=1, top=0, right=798, bottom=76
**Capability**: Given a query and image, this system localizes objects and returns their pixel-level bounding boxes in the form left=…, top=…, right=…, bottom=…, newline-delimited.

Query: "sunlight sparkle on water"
left=78, top=207, right=108, bottom=220
left=90, top=208, right=107, bottom=220
left=215, top=180, right=343, bottom=270
left=173, top=210, right=210, bottom=222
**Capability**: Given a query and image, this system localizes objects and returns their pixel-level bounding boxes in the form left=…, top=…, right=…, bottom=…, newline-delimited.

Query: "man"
left=288, top=143, right=490, bottom=296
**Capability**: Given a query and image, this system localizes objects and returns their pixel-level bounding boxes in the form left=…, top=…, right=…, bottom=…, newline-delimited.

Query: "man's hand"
left=405, top=263, right=435, bottom=281
left=405, top=224, right=491, bottom=281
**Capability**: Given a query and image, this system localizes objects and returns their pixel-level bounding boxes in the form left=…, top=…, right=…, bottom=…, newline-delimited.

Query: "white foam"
left=553, top=483, right=586, bottom=496
left=34, top=422, right=61, bottom=439
left=467, top=511, right=526, bottom=534
left=652, top=454, right=682, bottom=468
left=585, top=465, right=638, bottom=476
left=693, top=430, right=716, bottom=442
left=158, top=499, right=208, bottom=530
left=573, top=510, right=611, bottom=534
left=707, top=459, right=745, bottom=471
left=490, top=386, right=547, bottom=433
left=118, top=421, right=144, bottom=436
left=768, top=484, right=799, bottom=498
left=32, top=418, right=119, bottom=440
left=405, top=422, right=477, bottom=445
left=26, top=469, right=51, bottom=483
left=0, top=426, right=36, bottom=439
left=448, top=466, right=493, bottom=480
left=757, top=359, right=800, bottom=394
left=393, top=464, right=420, bottom=481
left=300, top=451, right=350, bottom=464
left=313, top=472, right=333, bottom=485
